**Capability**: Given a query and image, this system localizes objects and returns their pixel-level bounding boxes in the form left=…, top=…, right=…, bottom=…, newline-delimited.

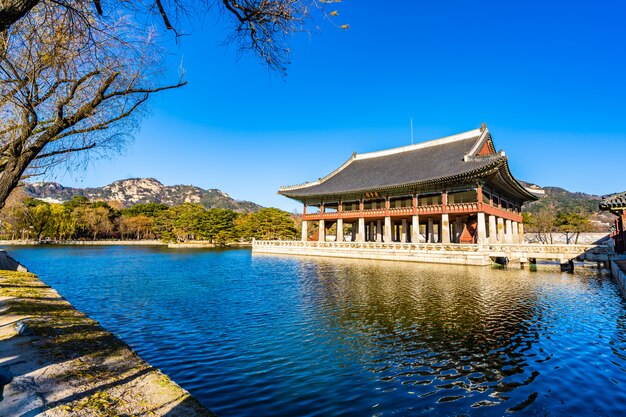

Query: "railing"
left=253, top=240, right=611, bottom=258
left=254, top=240, right=483, bottom=252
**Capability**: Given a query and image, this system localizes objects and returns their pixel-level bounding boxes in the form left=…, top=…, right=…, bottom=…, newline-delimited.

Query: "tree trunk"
left=0, top=0, right=40, bottom=31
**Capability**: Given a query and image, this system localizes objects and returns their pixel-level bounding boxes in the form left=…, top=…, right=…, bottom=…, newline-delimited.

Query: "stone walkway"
left=0, top=271, right=215, bottom=417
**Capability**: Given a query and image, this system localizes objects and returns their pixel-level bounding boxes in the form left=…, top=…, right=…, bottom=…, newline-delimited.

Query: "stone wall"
left=524, top=233, right=609, bottom=245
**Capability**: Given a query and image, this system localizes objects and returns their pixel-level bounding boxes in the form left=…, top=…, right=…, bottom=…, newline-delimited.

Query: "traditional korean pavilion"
left=279, top=124, right=538, bottom=244
left=600, top=191, right=626, bottom=254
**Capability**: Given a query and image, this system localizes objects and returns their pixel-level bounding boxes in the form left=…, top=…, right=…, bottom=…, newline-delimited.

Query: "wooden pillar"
left=477, top=212, right=487, bottom=244
left=337, top=218, right=344, bottom=242
left=497, top=217, right=505, bottom=243
left=318, top=219, right=326, bottom=242
left=412, top=215, right=420, bottom=243
left=441, top=214, right=450, bottom=243
left=489, top=215, right=497, bottom=243
left=376, top=220, right=382, bottom=242
left=301, top=220, right=308, bottom=242
left=384, top=216, right=392, bottom=242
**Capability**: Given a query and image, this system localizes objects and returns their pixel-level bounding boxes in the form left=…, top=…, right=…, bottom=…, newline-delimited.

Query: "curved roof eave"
left=280, top=158, right=507, bottom=201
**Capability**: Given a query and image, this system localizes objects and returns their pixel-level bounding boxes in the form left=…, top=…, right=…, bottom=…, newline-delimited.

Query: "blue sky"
left=53, top=1, right=626, bottom=212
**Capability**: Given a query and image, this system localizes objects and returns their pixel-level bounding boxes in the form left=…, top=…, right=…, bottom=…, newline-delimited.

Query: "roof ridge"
left=355, top=128, right=482, bottom=161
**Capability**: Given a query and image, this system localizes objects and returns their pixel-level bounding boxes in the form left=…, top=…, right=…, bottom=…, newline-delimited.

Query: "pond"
left=6, top=246, right=626, bottom=416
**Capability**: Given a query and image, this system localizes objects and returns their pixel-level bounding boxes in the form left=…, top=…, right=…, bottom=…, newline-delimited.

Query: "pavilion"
left=600, top=191, right=626, bottom=254
left=279, top=124, right=538, bottom=245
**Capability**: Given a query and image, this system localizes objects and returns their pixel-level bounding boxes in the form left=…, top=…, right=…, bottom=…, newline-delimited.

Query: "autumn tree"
left=73, top=206, right=114, bottom=240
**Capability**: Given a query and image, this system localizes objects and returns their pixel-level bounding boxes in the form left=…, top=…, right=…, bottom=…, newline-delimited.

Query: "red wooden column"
left=476, top=186, right=484, bottom=211
left=385, top=196, right=390, bottom=216
left=412, top=193, right=418, bottom=215
left=303, top=203, right=307, bottom=216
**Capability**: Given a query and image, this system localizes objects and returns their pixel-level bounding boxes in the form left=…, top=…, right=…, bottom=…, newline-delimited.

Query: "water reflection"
left=293, top=257, right=626, bottom=415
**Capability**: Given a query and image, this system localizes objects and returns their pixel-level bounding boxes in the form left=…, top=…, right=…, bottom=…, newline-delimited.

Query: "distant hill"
left=521, top=181, right=612, bottom=231
left=23, top=178, right=263, bottom=213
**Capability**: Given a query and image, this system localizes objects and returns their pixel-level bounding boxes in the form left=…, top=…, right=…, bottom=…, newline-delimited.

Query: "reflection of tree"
left=297, top=260, right=546, bottom=410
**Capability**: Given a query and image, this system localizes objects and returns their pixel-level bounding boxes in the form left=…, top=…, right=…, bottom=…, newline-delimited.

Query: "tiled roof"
left=600, top=191, right=626, bottom=210
left=279, top=126, right=533, bottom=201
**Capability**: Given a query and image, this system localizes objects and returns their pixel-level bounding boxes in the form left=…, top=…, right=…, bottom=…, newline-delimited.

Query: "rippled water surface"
left=7, top=246, right=626, bottom=416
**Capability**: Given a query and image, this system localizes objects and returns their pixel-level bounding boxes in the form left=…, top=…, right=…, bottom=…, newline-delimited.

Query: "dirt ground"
left=0, top=271, right=215, bottom=417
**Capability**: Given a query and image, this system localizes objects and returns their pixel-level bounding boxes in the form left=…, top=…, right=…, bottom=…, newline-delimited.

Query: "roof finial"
left=480, top=122, right=487, bottom=132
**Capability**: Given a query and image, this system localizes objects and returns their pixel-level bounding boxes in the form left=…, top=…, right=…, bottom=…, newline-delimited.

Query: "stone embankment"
left=0, top=270, right=215, bottom=416
left=611, top=260, right=626, bottom=297
left=0, top=240, right=167, bottom=246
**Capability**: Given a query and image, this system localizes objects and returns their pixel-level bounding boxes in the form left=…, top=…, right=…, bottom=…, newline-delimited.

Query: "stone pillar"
left=441, top=214, right=450, bottom=243
left=376, top=220, right=382, bottom=242
left=497, top=217, right=505, bottom=244
left=301, top=220, right=308, bottom=242
left=518, top=222, right=525, bottom=243
left=358, top=217, right=365, bottom=242
left=370, top=222, right=376, bottom=242
left=336, top=218, right=344, bottom=242
left=477, top=212, right=487, bottom=244
left=356, top=217, right=365, bottom=242
left=455, top=217, right=462, bottom=243
left=401, top=219, right=408, bottom=243
left=319, top=219, right=326, bottom=242
left=428, top=218, right=434, bottom=243
left=384, top=216, right=392, bottom=242
left=488, top=215, right=497, bottom=244
left=351, top=222, right=357, bottom=241
left=504, top=219, right=513, bottom=244
left=512, top=221, right=519, bottom=244
left=412, top=215, right=420, bottom=243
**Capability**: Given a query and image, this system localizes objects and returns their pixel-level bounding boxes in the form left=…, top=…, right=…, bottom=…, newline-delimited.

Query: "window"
left=418, top=194, right=442, bottom=206
left=447, top=190, right=478, bottom=204
left=390, top=196, right=413, bottom=208
left=342, top=201, right=359, bottom=212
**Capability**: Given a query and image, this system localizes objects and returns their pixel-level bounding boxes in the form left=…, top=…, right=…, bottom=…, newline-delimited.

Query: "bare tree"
left=0, top=0, right=345, bottom=209
left=1, top=0, right=327, bottom=72
left=0, top=3, right=184, bottom=209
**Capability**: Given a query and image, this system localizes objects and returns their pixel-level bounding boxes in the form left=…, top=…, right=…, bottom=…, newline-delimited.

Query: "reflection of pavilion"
left=299, top=258, right=545, bottom=410
left=280, top=125, right=537, bottom=245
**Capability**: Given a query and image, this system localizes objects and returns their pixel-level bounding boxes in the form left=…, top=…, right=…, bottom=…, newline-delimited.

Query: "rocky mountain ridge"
left=24, top=178, right=262, bottom=212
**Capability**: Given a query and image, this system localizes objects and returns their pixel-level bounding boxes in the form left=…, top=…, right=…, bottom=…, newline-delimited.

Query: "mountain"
left=521, top=181, right=613, bottom=230
left=23, top=178, right=263, bottom=212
